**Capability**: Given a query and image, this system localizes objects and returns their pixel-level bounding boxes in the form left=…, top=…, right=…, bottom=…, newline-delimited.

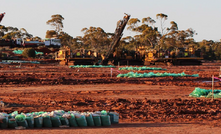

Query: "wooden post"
left=219, top=66, right=221, bottom=77
left=212, top=75, right=214, bottom=100
left=111, top=68, right=113, bottom=78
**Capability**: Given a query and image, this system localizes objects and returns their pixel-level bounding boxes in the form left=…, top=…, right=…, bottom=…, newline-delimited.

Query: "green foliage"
left=127, top=17, right=159, bottom=48
left=59, top=32, right=73, bottom=47
left=45, top=30, right=57, bottom=38
left=22, top=48, right=36, bottom=58
left=127, top=13, right=198, bottom=50
left=81, top=26, right=110, bottom=54
left=46, top=14, right=64, bottom=36
left=0, top=25, right=32, bottom=39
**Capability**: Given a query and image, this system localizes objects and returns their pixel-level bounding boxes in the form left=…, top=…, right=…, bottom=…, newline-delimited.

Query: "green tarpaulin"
left=119, top=66, right=166, bottom=71
left=13, top=50, right=43, bottom=55
left=117, top=72, right=199, bottom=78
left=189, top=87, right=221, bottom=99
left=69, top=65, right=115, bottom=68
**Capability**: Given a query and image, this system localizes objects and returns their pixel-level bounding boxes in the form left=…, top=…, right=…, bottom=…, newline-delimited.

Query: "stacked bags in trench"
left=0, top=110, right=119, bottom=129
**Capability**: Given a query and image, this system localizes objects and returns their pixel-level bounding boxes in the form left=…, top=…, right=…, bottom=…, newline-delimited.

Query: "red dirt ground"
left=1, top=62, right=221, bottom=133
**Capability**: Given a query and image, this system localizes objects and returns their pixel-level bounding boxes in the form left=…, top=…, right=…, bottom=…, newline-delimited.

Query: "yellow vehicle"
left=144, top=46, right=203, bottom=65
left=55, top=46, right=97, bottom=65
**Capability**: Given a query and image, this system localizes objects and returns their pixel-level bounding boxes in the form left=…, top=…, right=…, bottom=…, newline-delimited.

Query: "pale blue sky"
left=1, top=0, right=220, bottom=42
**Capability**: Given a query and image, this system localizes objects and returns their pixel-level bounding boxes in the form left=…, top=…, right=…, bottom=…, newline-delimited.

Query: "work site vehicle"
left=44, top=38, right=61, bottom=48
left=100, top=13, right=143, bottom=65
left=144, top=46, right=203, bottom=65
left=55, top=46, right=97, bottom=65
left=55, top=14, right=143, bottom=66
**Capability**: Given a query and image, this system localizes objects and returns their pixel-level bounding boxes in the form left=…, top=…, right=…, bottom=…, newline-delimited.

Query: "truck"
left=0, top=38, right=61, bottom=48
left=44, top=38, right=61, bottom=47
left=22, top=39, right=45, bottom=47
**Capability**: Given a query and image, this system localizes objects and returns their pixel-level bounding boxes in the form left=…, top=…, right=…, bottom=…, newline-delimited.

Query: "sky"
left=1, top=0, right=221, bottom=42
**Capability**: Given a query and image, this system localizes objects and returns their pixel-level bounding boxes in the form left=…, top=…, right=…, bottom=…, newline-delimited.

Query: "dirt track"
left=1, top=62, right=221, bottom=133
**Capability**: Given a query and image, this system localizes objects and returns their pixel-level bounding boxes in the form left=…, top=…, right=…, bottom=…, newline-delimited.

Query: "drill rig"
left=100, top=13, right=132, bottom=65
left=0, top=12, right=5, bottom=23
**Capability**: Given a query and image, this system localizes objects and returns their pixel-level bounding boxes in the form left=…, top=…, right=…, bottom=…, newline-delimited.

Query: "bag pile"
left=117, top=71, right=199, bottom=78
left=69, top=65, right=115, bottom=68
left=119, top=66, right=166, bottom=71
left=1, top=60, right=40, bottom=64
left=189, top=87, right=221, bottom=99
left=0, top=110, right=119, bottom=129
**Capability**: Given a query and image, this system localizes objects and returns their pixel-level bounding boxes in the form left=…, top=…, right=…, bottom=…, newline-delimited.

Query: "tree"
left=120, top=36, right=138, bottom=51
left=19, top=28, right=33, bottom=39
left=156, top=13, right=168, bottom=35
left=81, top=27, right=110, bottom=53
left=127, top=17, right=159, bottom=48
left=213, top=42, right=221, bottom=60
left=72, top=36, right=84, bottom=49
left=59, top=32, right=73, bottom=48
left=45, top=30, right=57, bottom=38
left=32, top=36, right=42, bottom=41
left=46, top=14, right=64, bottom=37
left=2, top=27, right=32, bottom=39
left=0, top=25, right=8, bottom=38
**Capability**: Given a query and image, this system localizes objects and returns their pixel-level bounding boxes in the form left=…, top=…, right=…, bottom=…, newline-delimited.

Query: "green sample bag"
left=75, top=115, right=87, bottom=127
left=34, top=116, right=43, bottom=128
left=85, top=114, right=95, bottom=126
left=92, top=115, right=101, bottom=126
left=15, top=114, right=28, bottom=128
left=109, top=112, right=119, bottom=124
left=26, top=116, right=34, bottom=128
left=101, top=115, right=111, bottom=126
left=51, top=116, right=62, bottom=127
left=0, top=117, right=8, bottom=129
left=43, top=116, right=52, bottom=127
left=60, top=117, right=69, bottom=126
left=68, top=115, right=78, bottom=127
left=8, top=118, right=18, bottom=128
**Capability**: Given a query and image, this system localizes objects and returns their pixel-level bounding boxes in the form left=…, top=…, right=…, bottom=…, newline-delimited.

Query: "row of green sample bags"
left=0, top=110, right=119, bottom=129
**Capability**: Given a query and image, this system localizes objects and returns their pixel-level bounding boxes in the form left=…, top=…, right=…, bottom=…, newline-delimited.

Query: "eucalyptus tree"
left=72, top=36, right=84, bottom=49
left=174, top=28, right=195, bottom=47
left=1, top=26, right=32, bottom=39
left=156, top=13, right=168, bottom=35
left=198, top=40, right=215, bottom=60
left=161, top=21, right=178, bottom=49
left=127, top=17, right=159, bottom=48
left=45, top=30, right=57, bottom=38
left=161, top=20, right=196, bottom=49
left=32, top=36, right=42, bottom=41
left=81, top=26, right=110, bottom=54
left=120, top=36, right=138, bottom=51
left=19, top=28, right=33, bottom=39
left=46, top=14, right=64, bottom=37
left=212, top=42, right=221, bottom=59
left=59, top=32, right=73, bottom=47
left=0, top=25, right=8, bottom=38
